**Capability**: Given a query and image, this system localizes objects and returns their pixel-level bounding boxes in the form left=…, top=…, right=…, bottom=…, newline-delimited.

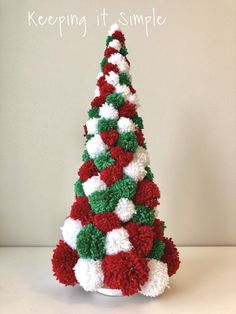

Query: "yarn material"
left=140, top=260, right=169, bottom=297
left=76, top=224, right=106, bottom=260
left=52, top=240, right=79, bottom=286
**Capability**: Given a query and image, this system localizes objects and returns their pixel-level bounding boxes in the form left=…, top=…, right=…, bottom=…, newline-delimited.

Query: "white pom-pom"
left=61, top=217, right=82, bottom=250
left=127, top=93, right=139, bottom=105
left=108, top=39, right=122, bottom=50
left=99, top=103, right=119, bottom=120
left=117, top=117, right=136, bottom=133
left=114, top=198, right=136, bottom=222
left=94, top=86, right=100, bottom=97
left=82, top=175, right=107, bottom=196
left=86, top=118, right=99, bottom=135
left=73, top=259, right=104, bottom=291
left=140, top=260, right=169, bottom=297
left=86, top=134, right=108, bottom=158
left=108, top=23, right=120, bottom=36
left=116, top=84, right=131, bottom=97
left=105, top=227, right=132, bottom=255
left=135, top=146, right=150, bottom=167
left=105, top=71, right=119, bottom=86
left=108, top=53, right=130, bottom=72
left=97, top=72, right=103, bottom=80
left=123, top=160, right=147, bottom=182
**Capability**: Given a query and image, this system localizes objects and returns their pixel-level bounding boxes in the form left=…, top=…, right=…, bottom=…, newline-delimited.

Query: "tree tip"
left=108, top=23, right=121, bottom=36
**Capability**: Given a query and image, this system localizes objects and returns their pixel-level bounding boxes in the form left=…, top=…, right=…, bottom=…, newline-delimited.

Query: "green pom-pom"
left=117, top=132, right=138, bottom=152
left=120, top=45, right=128, bottom=56
left=106, top=35, right=113, bottom=47
left=88, top=107, right=99, bottom=118
left=132, top=114, right=144, bottom=129
left=94, top=151, right=115, bottom=171
left=148, top=240, right=165, bottom=260
left=101, top=57, right=108, bottom=71
left=106, top=93, right=125, bottom=109
left=119, top=72, right=131, bottom=86
left=110, top=175, right=137, bottom=200
left=98, top=118, right=117, bottom=133
left=74, top=179, right=85, bottom=197
left=89, top=188, right=119, bottom=214
left=76, top=224, right=106, bottom=260
left=132, top=205, right=155, bottom=226
left=145, top=167, right=154, bottom=181
left=85, top=134, right=94, bottom=143
left=82, top=150, right=91, bottom=162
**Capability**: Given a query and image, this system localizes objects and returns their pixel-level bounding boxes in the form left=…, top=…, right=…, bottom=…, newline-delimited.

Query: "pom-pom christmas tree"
left=52, top=24, right=180, bottom=297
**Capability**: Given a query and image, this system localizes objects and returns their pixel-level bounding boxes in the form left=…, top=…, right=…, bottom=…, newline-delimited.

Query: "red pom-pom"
left=52, top=240, right=79, bottom=286
left=135, top=129, right=145, bottom=145
left=112, top=31, right=125, bottom=44
left=94, top=212, right=121, bottom=233
left=90, top=95, right=106, bottom=107
left=97, top=75, right=106, bottom=88
left=125, top=222, right=154, bottom=256
left=100, top=83, right=115, bottom=98
left=104, top=47, right=117, bottom=58
left=70, top=197, right=94, bottom=225
left=100, top=129, right=119, bottom=147
left=103, top=62, right=119, bottom=75
left=78, top=160, right=98, bottom=181
left=83, top=124, right=87, bottom=136
left=118, top=101, right=136, bottom=118
left=129, top=85, right=136, bottom=94
left=100, top=163, right=123, bottom=186
left=102, top=251, right=149, bottom=296
left=161, top=237, right=180, bottom=277
left=110, top=146, right=134, bottom=167
left=152, top=218, right=164, bottom=240
left=134, top=179, right=160, bottom=208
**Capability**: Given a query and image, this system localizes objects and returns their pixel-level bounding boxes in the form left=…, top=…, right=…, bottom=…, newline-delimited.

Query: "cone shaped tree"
left=52, top=24, right=180, bottom=297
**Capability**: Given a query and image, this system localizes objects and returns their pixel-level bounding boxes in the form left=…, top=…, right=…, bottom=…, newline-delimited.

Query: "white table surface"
left=0, top=247, right=235, bottom=314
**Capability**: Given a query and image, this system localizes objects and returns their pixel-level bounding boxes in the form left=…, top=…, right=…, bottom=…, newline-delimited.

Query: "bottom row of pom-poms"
left=52, top=238, right=180, bottom=297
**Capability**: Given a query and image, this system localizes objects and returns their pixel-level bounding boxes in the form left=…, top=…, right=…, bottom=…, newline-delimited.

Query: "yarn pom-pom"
left=110, top=146, right=134, bottom=167
left=73, top=258, right=104, bottom=291
left=112, top=30, right=125, bottom=44
left=86, top=134, right=108, bottom=158
left=61, top=217, right=82, bottom=250
left=70, top=197, right=94, bottom=226
left=90, top=95, right=106, bottom=108
left=78, top=160, right=98, bottom=182
left=134, top=179, right=160, bottom=208
left=114, top=198, right=136, bottom=222
left=76, top=224, right=106, bottom=260
left=140, top=260, right=169, bottom=297
left=52, top=240, right=79, bottom=286
left=161, top=237, right=180, bottom=277
left=105, top=227, right=132, bottom=255
left=101, top=129, right=119, bottom=147
left=100, top=163, right=123, bottom=186
left=82, top=175, right=107, bottom=196
left=102, top=251, right=149, bottom=296
left=125, top=222, right=154, bottom=256
left=94, top=212, right=121, bottom=233
left=103, top=62, right=119, bottom=75
left=135, top=129, right=145, bottom=145
left=152, top=218, right=164, bottom=240
left=118, top=101, right=136, bottom=118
